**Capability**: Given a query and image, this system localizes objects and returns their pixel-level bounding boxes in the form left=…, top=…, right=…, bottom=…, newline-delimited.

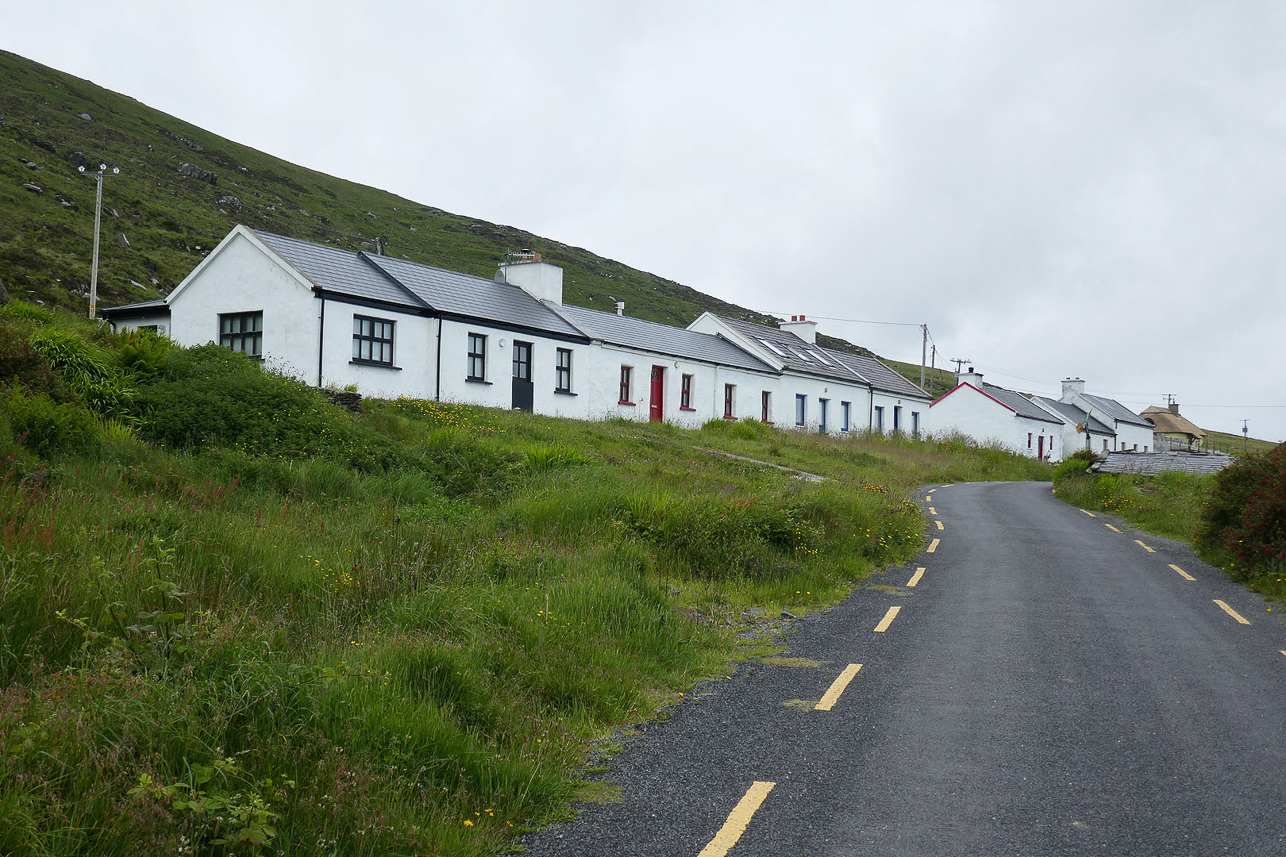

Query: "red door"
left=649, top=366, right=664, bottom=422
left=1037, top=435, right=1045, bottom=460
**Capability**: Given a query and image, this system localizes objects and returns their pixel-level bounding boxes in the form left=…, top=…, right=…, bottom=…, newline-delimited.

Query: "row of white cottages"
left=102, top=225, right=933, bottom=435
left=929, top=369, right=1156, bottom=461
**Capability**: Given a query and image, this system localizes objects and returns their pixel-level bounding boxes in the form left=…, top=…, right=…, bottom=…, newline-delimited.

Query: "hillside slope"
left=0, top=49, right=875, bottom=358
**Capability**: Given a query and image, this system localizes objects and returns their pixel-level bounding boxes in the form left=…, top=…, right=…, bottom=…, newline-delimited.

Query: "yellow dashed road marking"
left=698, top=782, right=776, bottom=857
left=1134, top=539, right=1155, bottom=553
left=935, top=520, right=944, bottom=531
left=925, top=496, right=933, bottom=502
left=1214, top=600, right=1251, bottom=625
left=1080, top=509, right=1097, bottom=517
left=928, top=488, right=938, bottom=493
left=1168, top=564, right=1195, bottom=581
left=1105, top=524, right=1122, bottom=533
left=874, top=606, right=901, bottom=633
left=927, top=538, right=940, bottom=553
left=815, top=664, right=863, bottom=712
left=928, top=506, right=937, bottom=515
left=907, top=567, right=926, bottom=587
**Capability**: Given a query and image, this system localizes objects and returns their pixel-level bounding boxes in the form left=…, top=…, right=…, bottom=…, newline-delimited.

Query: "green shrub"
left=115, top=327, right=177, bottom=382
left=133, top=345, right=406, bottom=471
left=5, top=387, right=101, bottom=457
left=0, top=321, right=73, bottom=402
left=30, top=326, right=133, bottom=416
left=1197, top=444, right=1286, bottom=581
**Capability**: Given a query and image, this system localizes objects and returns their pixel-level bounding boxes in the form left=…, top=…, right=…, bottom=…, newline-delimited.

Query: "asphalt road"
left=520, top=481, right=1286, bottom=856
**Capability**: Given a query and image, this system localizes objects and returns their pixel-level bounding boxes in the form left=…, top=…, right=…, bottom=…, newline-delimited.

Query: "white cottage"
left=929, top=370, right=1063, bottom=460
left=102, top=225, right=930, bottom=434
left=686, top=313, right=932, bottom=436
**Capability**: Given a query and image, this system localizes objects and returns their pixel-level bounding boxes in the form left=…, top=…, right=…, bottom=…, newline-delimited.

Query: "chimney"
left=615, top=301, right=625, bottom=316
left=1168, top=402, right=1180, bottom=415
left=1061, top=377, right=1086, bottom=403
left=957, top=367, right=985, bottom=388
left=780, top=313, right=818, bottom=344
left=496, top=249, right=563, bottom=304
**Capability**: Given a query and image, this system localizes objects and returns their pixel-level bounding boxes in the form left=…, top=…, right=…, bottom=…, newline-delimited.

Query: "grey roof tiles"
left=556, top=304, right=775, bottom=373
left=1081, top=394, right=1152, bottom=428
left=256, top=231, right=428, bottom=310
left=826, top=350, right=929, bottom=398
left=1031, top=397, right=1116, bottom=434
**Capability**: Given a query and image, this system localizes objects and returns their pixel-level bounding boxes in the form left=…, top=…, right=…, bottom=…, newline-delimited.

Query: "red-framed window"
left=680, top=374, right=694, bottom=409
left=619, top=365, right=633, bottom=404
left=723, top=383, right=736, bottom=418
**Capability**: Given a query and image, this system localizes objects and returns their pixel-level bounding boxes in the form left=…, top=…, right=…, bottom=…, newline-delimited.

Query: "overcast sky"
left=5, top=1, right=1284, bottom=441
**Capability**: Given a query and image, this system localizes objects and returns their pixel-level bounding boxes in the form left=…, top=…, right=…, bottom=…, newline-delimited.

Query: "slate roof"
left=256, top=231, right=427, bottom=310
left=555, top=305, right=774, bottom=373
left=100, top=298, right=169, bottom=318
left=1031, top=397, right=1115, bottom=434
left=364, top=254, right=584, bottom=338
left=977, top=384, right=1062, bottom=424
left=1082, top=394, right=1152, bottom=428
left=1093, top=451, right=1234, bottom=476
left=712, top=316, right=867, bottom=384
left=825, top=350, right=929, bottom=399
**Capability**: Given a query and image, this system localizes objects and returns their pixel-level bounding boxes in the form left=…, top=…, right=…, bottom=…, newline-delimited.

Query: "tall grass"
left=0, top=318, right=1054, bottom=855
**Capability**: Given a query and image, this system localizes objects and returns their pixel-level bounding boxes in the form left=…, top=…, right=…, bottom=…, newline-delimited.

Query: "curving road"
left=520, top=481, right=1286, bottom=856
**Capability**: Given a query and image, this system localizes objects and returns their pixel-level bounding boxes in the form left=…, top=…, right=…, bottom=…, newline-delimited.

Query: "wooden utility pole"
left=920, top=324, right=928, bottom=390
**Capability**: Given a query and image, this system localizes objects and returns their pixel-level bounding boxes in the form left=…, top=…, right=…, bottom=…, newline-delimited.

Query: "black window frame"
left=555, top=347, right=572, bottom=392
left=352, top=314, right=395, bottom=366
left=467, top=332, right=487, bottom=381
left=219, top=311, right=263, bottom=358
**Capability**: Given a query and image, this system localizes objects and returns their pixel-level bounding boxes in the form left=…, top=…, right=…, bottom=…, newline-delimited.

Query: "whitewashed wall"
left=930, top=384, right=1060, bottom=459
left=870, top=390, right=932, bottom=437
left=167, top=231, right=319, bottom=383
left=318, top=302, right=435, bottom=400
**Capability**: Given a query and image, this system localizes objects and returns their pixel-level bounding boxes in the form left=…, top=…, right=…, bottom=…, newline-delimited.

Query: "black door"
left=512, top=341, right=533, bottom=411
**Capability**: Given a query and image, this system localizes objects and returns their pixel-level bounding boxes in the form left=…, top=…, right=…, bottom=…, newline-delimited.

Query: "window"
left=841, top=401, right=851, bottom=432
left=874, top=405, right=884, bottom=433
left=761, top=391, right=772, bottom=423
left=893, top=406, right=902, bottom=432
left=1103, top=439, right=1109, bottom=452
left=723, top=384, right=736, bottom=418
left=680, top=374, right=694, bottom=409
left=352, top=315, right=394, bottom=365
left=912, top=411, right=920, bottom=437
left=219, top=311, right=263, bottom=358
left=467, top=333, right=487, bottom=381
left=619, top=366, right=633, bottom=404
left=512, top=341, right=531, bottom=381
left=1028, top=432, right=1033, bottom=449
left=555, top=348, right=572, bottom=392
left=795, top=394, right=806, bottom=427
left=819, top=398, right=829, bottom=433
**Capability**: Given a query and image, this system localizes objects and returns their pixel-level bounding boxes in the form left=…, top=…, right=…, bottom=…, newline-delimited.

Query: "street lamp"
left=79, top=163, right=119, bottom=319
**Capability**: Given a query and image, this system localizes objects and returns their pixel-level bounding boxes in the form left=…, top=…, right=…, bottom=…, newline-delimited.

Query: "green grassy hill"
left=0, top=49, right=878, bottom=360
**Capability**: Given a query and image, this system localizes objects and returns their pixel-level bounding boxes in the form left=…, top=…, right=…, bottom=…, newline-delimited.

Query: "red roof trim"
left=929, top=382, right=1016, bottom=414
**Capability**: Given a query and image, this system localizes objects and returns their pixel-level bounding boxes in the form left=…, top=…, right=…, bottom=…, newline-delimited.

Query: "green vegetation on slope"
left=0, top=50, right=783, bottom=334
left=0, top=304, right=1050, bottom=855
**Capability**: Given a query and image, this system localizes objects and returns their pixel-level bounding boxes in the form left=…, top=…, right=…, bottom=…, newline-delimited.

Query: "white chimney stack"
left=496, top=250, right=563, bottom=305
left=1061, top=377, right=1086, bottom=403
left=780, top=314, right=818, bottom=344
left=957, top=367, right=985, bottom=388
left=615, top=301, right=625, bottom=316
